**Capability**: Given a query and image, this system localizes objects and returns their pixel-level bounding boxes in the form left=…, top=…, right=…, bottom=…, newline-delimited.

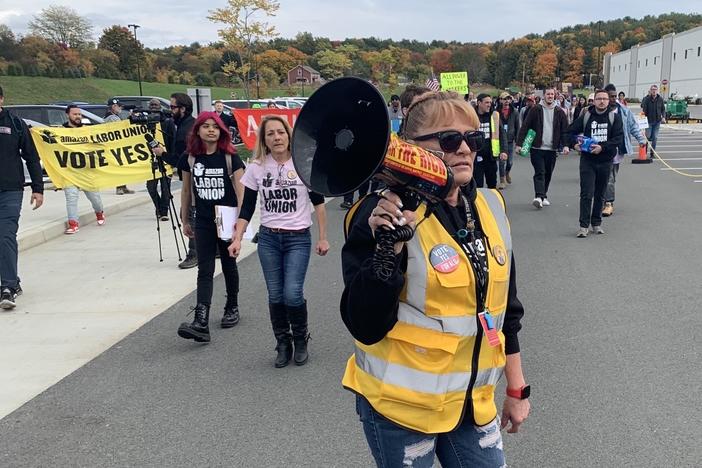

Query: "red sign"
left=232, top=108, right=301, bottom=150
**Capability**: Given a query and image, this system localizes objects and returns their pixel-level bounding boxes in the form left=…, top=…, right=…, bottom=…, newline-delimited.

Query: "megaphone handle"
left=373, top=225, right=415, bottom=282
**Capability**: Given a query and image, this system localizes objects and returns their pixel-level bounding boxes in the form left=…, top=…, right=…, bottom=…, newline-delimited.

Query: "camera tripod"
left=146, top=131, right=188, bottom=262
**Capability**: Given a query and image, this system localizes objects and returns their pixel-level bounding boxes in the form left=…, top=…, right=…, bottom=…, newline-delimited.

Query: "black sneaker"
left=178, top=253, right=198, bottom=269
left=221, top=305, right=240, bottom=328
left=1, top=288, right=16, bottom=310
left=339, top=201, right=353, bottom=209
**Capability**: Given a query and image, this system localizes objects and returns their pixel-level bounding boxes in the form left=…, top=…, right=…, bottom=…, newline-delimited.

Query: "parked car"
left=21, top=119, right=52, bottom=187
left=113, top=96, right=171, bottom=113
left=6, top=105, right=104, bottom=126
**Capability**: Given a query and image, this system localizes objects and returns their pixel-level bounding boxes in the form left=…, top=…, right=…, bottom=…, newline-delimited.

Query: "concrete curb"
left=18, top=193, right=154, bottom=252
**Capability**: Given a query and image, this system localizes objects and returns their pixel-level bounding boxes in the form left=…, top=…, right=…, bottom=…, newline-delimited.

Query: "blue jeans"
left=498, top=141, right=515, bottom=178
left=257, top=227, right=311, bottom=306
left=64, top=186, right=103, bottom=222
left=646, top=121, right=661, bottom=150
left=356, top=396, right=505, bottom=468
left=0, top=190, right=24, bottom=290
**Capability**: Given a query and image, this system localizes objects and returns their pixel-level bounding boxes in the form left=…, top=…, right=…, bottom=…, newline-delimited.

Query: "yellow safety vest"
left=342, top=189, right=512, bottom=434
left=490, top=111, right=501, bottom=157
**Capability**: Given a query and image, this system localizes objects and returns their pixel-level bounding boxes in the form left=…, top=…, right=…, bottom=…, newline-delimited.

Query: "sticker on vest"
left=478, top=311, right=501, bottom=347
left=429, top=244, right=460, bottom=273
left=0, top=126, right=11, bottom=135
left=492, top=244, right=507, bottom=266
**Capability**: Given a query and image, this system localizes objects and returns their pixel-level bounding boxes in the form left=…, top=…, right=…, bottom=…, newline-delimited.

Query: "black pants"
left=579, top=157, right=612, bottom=228
left=530, top=149, right=558, bottom=198
left=473, top=156, right=497, bottom=189
left=188, top=209, right=196, bottom=255
left=194, top=222, right=239, bottom=306
left=146, top=176, right=171, bottom=216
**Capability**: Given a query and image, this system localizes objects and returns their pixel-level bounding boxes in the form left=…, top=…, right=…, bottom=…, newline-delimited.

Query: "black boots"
left=221, top=303, right=240, bottom=328
left=288, top=301, right=310, bottom=366
left=270, top=303, right=292, bottom=368
left=178, top=304, right=210, bottom=342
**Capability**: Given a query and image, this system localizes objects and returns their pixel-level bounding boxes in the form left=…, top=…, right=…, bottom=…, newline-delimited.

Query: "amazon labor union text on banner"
left=232, top=108, right=301, bottom=150
left=440, top=71, right=469, bottom=95
left=30, top=120, right=168, bottom=191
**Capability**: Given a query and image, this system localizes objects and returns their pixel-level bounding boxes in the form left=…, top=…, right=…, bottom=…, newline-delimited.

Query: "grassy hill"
left=1, top=75, right=504, bottom=106
left=0, top=76, right=298, bottom=105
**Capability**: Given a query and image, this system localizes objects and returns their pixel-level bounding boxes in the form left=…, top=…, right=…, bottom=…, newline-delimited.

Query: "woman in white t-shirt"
left=229, top=115, right=329, bottom=368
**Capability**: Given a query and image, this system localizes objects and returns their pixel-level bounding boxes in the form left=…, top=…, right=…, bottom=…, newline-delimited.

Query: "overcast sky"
left=2, top=1, right=700, bottom=48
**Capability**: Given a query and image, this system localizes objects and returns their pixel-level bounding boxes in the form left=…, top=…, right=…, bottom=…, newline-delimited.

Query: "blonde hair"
left=403, top=91, right=480, bottom=139
left=252, top=115, right=293, bottom=163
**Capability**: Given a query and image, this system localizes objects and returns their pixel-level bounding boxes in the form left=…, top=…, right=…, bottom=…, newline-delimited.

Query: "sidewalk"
left=18, top=184, right=156, bottom=251
left=2, top=185, right=263, bottom=419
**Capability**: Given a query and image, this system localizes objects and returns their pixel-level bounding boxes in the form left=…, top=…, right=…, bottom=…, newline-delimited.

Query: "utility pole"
left=596, top=20, right=602, bottom=88
left=522, top=61, right=526, bottom=93
left=128, top=24, right=143, bottom=96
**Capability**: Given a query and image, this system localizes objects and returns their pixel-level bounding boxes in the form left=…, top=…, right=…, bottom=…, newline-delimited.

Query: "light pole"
left=128, top=24, right=143, bottom=96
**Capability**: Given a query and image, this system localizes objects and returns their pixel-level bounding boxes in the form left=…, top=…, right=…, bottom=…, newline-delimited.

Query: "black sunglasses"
left=414, top=130, right=485, bottom=153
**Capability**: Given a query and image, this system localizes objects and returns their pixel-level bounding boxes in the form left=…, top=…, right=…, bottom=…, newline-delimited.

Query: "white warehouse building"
left=603, top=25, right=702, bottom=100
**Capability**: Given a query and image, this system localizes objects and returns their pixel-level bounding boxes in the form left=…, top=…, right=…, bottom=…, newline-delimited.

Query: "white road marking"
left=650, top=157, right=702, bottom=161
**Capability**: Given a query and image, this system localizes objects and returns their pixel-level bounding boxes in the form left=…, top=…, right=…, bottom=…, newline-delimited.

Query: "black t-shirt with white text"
left=178, top=151, right=245, bottom=224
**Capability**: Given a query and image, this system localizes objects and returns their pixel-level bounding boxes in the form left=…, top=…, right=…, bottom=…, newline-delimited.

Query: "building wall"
left=604, top=25, right=702, bottom=100
left=670, top=27, right=702, bottom=98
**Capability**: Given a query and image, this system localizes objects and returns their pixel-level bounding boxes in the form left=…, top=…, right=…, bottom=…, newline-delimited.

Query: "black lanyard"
left=437, top=193, right=490, bottom=311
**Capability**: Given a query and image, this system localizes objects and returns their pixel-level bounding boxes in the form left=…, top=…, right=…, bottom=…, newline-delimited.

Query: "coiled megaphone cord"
left=373, top=225, right=415, bottom=282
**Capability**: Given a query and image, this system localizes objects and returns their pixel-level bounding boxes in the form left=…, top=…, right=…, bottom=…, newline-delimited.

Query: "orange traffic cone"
left=632, top=142, right=652, bottom=164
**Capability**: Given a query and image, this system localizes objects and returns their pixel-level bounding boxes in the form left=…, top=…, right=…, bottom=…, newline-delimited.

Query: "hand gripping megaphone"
left=291, top=77, right=454, bottom=210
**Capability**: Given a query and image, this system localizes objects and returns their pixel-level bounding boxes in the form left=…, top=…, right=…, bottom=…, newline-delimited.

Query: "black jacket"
left=641, top=94, right=665, bottom=124
left=0, top=108, right=43, bottom=193
left=568, top=105, right=624, bottom=162
left=160, top=113, right=194, bottom=169
left=215, top=111, right=237, bottom=130
left=341, top=183, right=524, bottom=354
left=499, top=105, right=520, bottom=142
left=516, top=104, right=570, bottom=150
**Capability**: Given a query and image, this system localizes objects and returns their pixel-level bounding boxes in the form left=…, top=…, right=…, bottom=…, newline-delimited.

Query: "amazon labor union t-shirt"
left=240, top=154, right=314, bottom=230
left=178, top=151, right=245, bottom=225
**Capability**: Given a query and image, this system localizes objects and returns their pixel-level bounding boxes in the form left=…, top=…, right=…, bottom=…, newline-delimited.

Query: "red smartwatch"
left=506, top=385, right=530, bottom=400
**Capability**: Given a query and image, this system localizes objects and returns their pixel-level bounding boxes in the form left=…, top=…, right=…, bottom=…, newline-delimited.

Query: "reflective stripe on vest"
left=342, top=189, right=513, bottom=433
left=490, top=111, right=501, bottom=157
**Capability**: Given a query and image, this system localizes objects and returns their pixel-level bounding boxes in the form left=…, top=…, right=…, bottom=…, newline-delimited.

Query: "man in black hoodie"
left=569, top=89, right=624, bottom=238
left=151, top=92, right=197, bottom=269
left=0, top=86, right=44, bottom=309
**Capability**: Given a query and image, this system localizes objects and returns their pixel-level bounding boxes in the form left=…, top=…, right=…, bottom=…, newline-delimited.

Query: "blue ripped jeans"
left=357, top=396, right=505, bottom=468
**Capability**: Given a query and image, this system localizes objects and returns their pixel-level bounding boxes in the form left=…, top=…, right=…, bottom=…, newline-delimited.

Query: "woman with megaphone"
left=228, top=115, right=330, bottom=368
left=341, top=90, right=529, bottom=467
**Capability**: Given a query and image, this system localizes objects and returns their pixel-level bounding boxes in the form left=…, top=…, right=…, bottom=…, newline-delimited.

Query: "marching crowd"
left=0, top=78, right=668, bottom=467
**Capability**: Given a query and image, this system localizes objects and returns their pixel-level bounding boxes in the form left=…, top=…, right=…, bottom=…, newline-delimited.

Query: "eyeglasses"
left=414, top=130, right=485, bottom=153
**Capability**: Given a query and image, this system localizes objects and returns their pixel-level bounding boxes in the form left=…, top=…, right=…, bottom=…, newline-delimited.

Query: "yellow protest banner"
left=30, top=120, right=168, bottom=191
left=440, top=71, right=469, bottom=94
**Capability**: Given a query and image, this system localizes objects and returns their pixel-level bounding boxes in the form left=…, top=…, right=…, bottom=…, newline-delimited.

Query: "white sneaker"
left=592, top=225, right=605, bottom=235
left=532, top=198, right=543, bottom=209
left=542, top=198, right=551, bottom=206
left=576, top=227, right=589, bottom=238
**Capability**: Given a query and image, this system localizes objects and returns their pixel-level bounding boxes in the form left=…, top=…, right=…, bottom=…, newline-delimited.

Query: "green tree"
left=28, top=5, right=93, bottom=49
left=83, top=48, right=121, bottom=78
left=208, top=0, right=280, bottom=101
left=98, top=26, right=144, bottom=76
left=313, top=49, right=352, bottom=79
